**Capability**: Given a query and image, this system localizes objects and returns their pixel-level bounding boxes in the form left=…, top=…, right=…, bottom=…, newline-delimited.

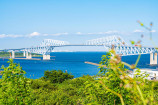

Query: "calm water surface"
left=0, top=52, right=157, bottom=79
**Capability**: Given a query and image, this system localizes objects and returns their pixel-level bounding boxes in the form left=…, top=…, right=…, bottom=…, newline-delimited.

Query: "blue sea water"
left=0, top=52, right=157, bottom=79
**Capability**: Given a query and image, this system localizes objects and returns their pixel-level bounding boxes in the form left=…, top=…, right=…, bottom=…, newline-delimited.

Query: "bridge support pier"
left=26, top=51, right=28, bottom=58
left=26, top=51, right=32, bottom=59
left=150, top=53, right=157, bottom=65
left=23, top=51, right=26, bottom=57
left=43, top=54, right=50, bottom=60
left=12, top=51, right=15, bottom=59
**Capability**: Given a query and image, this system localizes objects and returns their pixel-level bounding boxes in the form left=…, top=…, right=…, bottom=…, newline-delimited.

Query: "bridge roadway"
left=0, top=44, right=104, bottom=52
left=1, top=44, right=157, bottom=65
left=0, top=44, right=157, bottom=57
left=0, top=36, right=157, bottom=65
left=0, top=44, right=156, bottom=52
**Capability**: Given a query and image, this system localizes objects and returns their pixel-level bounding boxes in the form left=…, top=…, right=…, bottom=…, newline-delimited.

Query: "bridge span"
left=0, top=35, right=157, bottom=65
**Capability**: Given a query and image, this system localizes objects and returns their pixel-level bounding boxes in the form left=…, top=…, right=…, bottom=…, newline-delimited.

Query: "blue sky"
left=0, top=0, right=158, bottom=51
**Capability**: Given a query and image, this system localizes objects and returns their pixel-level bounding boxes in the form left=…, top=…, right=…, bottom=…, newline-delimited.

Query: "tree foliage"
left=0, top=59, right=33, bottom=104
left=43, top=70, right=74, bottom=83
left=0, top=56, right=157, bottom=105
left=97, top=50, right=156, bottom=105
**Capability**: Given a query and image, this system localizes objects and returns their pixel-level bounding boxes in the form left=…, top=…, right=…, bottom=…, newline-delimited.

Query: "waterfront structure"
left=130, top=69, right=158, bottom=80
left=0, top=35, right=157, bottom=64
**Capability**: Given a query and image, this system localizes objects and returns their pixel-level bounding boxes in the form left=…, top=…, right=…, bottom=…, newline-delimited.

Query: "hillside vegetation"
left=0, top=51, right=157, bottom=105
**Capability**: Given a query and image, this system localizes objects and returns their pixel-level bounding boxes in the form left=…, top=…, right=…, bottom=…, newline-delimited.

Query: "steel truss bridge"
left=0, top=35, right=157, bottom=61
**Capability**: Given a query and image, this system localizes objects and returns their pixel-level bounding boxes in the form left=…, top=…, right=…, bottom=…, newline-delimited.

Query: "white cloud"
left=0, top=34, right=6, bottom=38
left=133, top=29, right=144, bottom=33
left=76, top=32, right=82, bottom=35
left=104, top=30, right=119, bottom=34
left=28, top=32, right=40, bottom=37
left=87, top=31, right=119, bottom=35
left=43, top=34, right=48, bottom=36
left=87, top=33, right=95, bottom=35
left=151, top=30, right=156, bottom=33
left=0, top=32, right=69, bottom=38
left=51, top=32, right=68, bottom=36
left=97, top=32, right=104, bottom=34
left=133, top=29, right=156, bottom=33
left=40, top=32, right=69, bottom=36
left=0, top=34, right=23, bottom=38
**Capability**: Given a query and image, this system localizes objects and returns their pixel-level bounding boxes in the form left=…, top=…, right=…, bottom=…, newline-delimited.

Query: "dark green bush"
left=43, top=70, right=74, bottom=83
left=30, top=79, right=56, bottom=90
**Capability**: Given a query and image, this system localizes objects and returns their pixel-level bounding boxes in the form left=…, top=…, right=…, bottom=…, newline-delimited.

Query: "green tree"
left=43, top=70, right=74, bottom=83
left=0, top=59, right=32, bottom=105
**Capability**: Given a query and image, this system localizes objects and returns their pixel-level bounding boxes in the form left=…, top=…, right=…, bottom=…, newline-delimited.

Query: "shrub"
left=0, top=59, right=33, bottom=104
left=43, top=70, right=74, bottom=83
left=30, top=79, right=56, bottom=90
